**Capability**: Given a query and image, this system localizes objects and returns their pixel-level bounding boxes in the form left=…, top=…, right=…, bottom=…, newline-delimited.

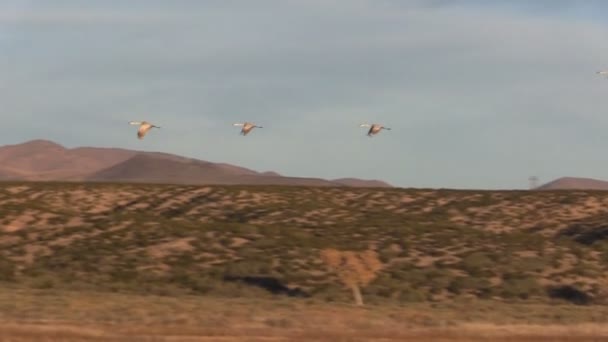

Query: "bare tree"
left=320, top=248, right=383, bottom=306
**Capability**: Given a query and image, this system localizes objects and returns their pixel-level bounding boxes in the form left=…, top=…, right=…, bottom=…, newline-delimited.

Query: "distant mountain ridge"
left=0, top=139, right=392, bottom=187
left=537, top=177, right=608, bottom=190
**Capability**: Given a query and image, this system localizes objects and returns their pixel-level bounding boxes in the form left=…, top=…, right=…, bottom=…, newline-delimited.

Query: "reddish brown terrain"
left=1, top=183, right=608, bottom=340
left=0, top=140, right=391, bottom=187
left=537, top=177, right=608, bottom=190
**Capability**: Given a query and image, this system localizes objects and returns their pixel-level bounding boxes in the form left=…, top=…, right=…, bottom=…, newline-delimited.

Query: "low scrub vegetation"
left=1, top=182, right=608, bottom=306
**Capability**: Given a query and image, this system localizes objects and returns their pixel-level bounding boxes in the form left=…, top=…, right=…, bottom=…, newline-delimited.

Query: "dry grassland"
left=2, top=182, right=608, bottom=340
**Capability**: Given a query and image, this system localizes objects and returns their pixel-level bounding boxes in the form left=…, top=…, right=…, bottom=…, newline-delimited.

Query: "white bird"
left=597, top=71, right=608, bottom=77
left=129, top=121, right=160, bottom=139
left=360, top=123, right=391, bottom=137
left=233, top=122, right=263, bottom=136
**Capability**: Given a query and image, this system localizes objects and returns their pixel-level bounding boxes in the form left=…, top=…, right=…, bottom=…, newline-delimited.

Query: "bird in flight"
left=233, top=122, right=263, bottom=136
left=597, top=71, right=608, bottom=77
left=129, top=121, right=160, bottom=139
left=360, top=123, right=391, bottom=137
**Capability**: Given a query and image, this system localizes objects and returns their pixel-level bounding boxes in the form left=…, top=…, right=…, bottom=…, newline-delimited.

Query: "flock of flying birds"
left=128, top=121, right=391, bottom=139
left=129, top=71, right=608, bottom=140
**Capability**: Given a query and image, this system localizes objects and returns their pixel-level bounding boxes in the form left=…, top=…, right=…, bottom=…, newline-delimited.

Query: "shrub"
left=447, top=276, right=491, bottom=296
left=223, top=260, right=272, bottom=277
left=547, top=285, right=592, bottom=305
left=0, top=256, right=15, bottom=281
left=500, top=275, right=542, bottom=299
left=461, top=252, right=493, bottom=276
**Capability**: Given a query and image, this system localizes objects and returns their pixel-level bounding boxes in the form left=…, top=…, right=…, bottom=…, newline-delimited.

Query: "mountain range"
left=5, top=139, right=608, bottom=190
left=0, top=140, right=392, bottom=187
left=536, top=176, right=608, bottom=191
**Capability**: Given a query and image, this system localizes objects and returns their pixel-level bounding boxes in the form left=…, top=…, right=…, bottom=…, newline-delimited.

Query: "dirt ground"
left=2, top=322, right=608, bottom=341
left=1, top=289, right=608, bottom=341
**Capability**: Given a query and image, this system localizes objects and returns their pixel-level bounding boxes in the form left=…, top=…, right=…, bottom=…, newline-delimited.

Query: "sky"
left=1, top=0, right=608, bottom=189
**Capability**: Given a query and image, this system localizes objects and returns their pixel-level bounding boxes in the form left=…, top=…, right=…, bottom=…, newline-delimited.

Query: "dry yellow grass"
left=2, top=320, right=608, bottom=341
left=1, top=289, right=608, bottom=341
left=1, top=325, right=607, bottom=341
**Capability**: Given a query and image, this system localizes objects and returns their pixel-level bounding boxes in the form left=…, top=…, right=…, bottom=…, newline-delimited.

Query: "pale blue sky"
left=1, top=1, right=608, bottom=189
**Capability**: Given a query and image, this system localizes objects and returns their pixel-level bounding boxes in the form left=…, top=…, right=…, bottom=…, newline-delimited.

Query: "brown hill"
left=87, top=153, right=342, bottom=186
left=332, top=178, right=392, bottom=188
left=0, top=169, right=20, bottom=180
left=88, top=153, right=255, bottom=184
left=260, top=171, right=282, bottom=177
left=537, top=177, right=608, bottom=190
left=0, top=139, right=135, bottom=180
left=0, top=139, right=391, bottom=187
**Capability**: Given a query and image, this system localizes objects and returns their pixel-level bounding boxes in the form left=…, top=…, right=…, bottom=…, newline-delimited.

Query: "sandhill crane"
left=597, top=71, right=608, bottom=77
left=233, top=122, right=263, bottom=136
left=360, top=123, right=391, bottom=137
left=129, top=121, right=160, bottom=139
